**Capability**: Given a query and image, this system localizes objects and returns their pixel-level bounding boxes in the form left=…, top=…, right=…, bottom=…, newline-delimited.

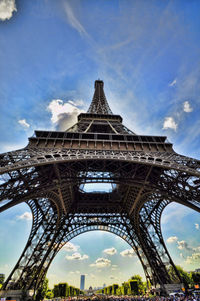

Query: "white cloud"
left=177, top=240, right=192, bottom=251
left=120, top=248, right=135, bottom=257
left=183, top=101, right=193, bottom=113
left=163, top=116, right=178, bottom=131
left=0, top=0, right=16, bottom=21
left=63, top=242, right=79, bottom=252
left=65, top=252, right=88, bottom=261
left=90, top=257, right=111, bottom=268
left=47, top=99, right=84, bottom=131
left=193, top=246, right=200, bottom=252
left=17, top=212, right=32, bottom=221
left=185, top=253, right=200, bottom=265
left=169, top=79, right=177, bottom=87
left=195, top=223, right=199, bottom=230
left=18, top=119, right=30, bottom=128
left=167, top=236, right=178, bottom=244
left=103, top=247, right=117, bottom=256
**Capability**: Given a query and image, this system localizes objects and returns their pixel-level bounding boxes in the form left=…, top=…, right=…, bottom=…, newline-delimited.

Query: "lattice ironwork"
left=87, top=80, right=113, bottom=114
left=0, top=80, right=200, bottom=298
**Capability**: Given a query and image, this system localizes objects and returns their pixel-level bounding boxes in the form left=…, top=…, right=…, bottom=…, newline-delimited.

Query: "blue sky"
left=0, top=0, right=200, bottom=289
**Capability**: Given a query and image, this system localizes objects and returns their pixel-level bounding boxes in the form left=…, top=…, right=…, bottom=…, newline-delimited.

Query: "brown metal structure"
left=0, top=80, right=200, bottom=296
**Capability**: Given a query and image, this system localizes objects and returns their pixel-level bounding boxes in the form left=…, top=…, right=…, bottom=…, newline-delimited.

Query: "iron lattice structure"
left=1, top=80, right=200, bottom=295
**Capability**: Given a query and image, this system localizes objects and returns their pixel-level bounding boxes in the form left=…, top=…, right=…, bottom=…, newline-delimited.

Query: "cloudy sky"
left=0, top=0, right=200, bottom=289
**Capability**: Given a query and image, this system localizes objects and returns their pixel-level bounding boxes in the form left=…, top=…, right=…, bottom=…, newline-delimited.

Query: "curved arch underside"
left=0, top=147, right=200, bottom=176
left=2, top=208, right=180, bottom=292
left=0, top=151, right=200, bottom=294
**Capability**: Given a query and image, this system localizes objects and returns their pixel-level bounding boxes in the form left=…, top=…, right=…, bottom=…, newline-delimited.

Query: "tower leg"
left=133, top=196, right=183, bottom=294
left=3, top=197, right=61, bottom=296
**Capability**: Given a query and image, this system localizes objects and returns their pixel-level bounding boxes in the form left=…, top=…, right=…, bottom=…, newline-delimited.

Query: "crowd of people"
left=45, top=294, right=200, bottom=301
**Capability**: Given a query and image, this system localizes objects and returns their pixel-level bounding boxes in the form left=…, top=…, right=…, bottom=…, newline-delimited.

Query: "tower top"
left=87, top=80, right=113, bottom=115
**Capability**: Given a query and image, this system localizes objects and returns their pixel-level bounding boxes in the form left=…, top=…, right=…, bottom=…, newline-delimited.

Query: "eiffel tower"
left=0, top=80, right=200, bottom=299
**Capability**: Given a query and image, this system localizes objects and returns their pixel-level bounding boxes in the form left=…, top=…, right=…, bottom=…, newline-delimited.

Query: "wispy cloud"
left=111, top=264, right=118, bottom=271
left=161, top=203, right=191, bottom=225
left=169, top=79, right=177, bottom=87
left=0, top=263, right=10, bottom=274
left=63, top=2, right=89, bottom=39
left=110, top=275, right=118, bottom=280
left=163, top=116, right=177, bottom=131
left=175, top=64, right=200, bottom=102
left=0, top=142, right=25, bottom=153
left=174, top=119, right=200, bottom=156
left=103, top=247, right=117, bottom=256
left=18, top=119, right=30, bottom=129
left=183, top=101, right=193, bottom=113
left=69, top=270, right=80, bottom=274
left=65, top=252, right=88, bottom=261
left=0, top=0, right=17, bottom=21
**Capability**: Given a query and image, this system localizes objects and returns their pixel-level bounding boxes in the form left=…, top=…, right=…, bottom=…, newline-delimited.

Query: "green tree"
left=168, top=265, right=192, bottom=286
left=144, top=280, right=151, bottom=291
left=108, top=285, right=112, bottom=295
left=121, top=282, right=129, bottom=295
left=46, top=290, right=54, bottom=299
left=69, top=285, right=74, bottom=296
left=116, top=287, right=122, bottom=296
left=0, top=274, right=5, bottom=285
left=35, top=277, right=49, bottom=300
left=42, top=277, right=49, bottom=297
left=129, top=280, right=139, bottom=295
left=59, top=283, right=69, bottom=297
left=112, top=284, right=119, bottom=295
left=130, top=275, right=145, bottom=294
left=53, top=284, right=59, bottom=297
left=191, top=272, right=200, bottom=284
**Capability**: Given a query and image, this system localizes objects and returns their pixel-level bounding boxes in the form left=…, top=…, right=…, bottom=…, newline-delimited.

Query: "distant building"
left=103, top=283, right=106, bottom=288
left=195, top=268, right=200, bottom=273
left=80, top=275, right=85, bottom=290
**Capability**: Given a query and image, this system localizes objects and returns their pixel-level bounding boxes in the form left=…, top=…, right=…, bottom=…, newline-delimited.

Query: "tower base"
left=0, top=290, right=34, bottom=301
left=152, top=283, right=184, bottom=295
